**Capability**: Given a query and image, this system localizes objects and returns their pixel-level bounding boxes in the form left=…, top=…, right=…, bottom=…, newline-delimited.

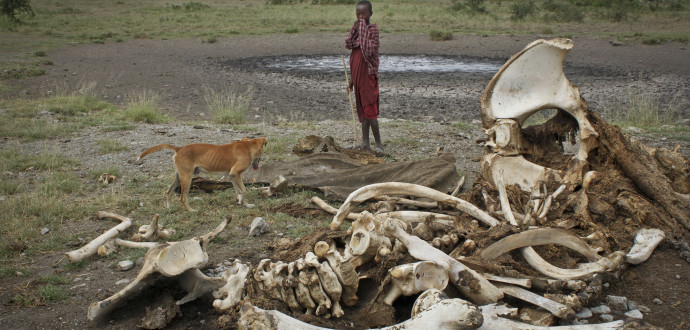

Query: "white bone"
left=450, top=176, right=466, bottom=197
left=311, top=196, right=358, bottom=220
left=522, top=247, right=625, bottom=280
left=497, top=284, right=574, bottom=319
left=299, top=269, right=332, bottom=317
left=212, top=260, right=250, bottom=311
left=410, top=288, right=446, bottom=317
left=313, top=241, right=358, bottom=307
left=383, top=218, right=503, bottom=305
left=316, top=261, right=344, bottom=318
left=133, top=214, right=160, bottom=241
left=483, top=273, right=532, bottom=288
left=480, top=228, right=600, bottom=262
left=66, top=211, right=133, bottom=263
left=177, top=268, right=226, bottom=306
left=495, top=169, right=519, bottom=226
left=331, top=182, right=499, bottom=230
left=382, top=261, right=449, bottom=305
left=377, top=196, right=437, bottom=209
left=479, top=303, right=625, bottom=330
left=346, top=211, right=394, bottom=265
left=238, top=298, right=483, bottom=330
left=626, top=228, right=665, bottom=265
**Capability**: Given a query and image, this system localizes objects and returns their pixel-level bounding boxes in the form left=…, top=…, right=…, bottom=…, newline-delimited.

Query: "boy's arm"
left=345, top=22, right=359, bottom=50
left=359, top=22, right=379, bottom=60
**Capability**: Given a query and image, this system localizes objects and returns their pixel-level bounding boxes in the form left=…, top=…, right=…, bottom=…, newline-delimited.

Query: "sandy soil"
left=1, top=33, right=689, bottom=329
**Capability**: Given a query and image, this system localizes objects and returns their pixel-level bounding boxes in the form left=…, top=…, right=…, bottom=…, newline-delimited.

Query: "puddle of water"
left=265, top=55, right=502, bottom=73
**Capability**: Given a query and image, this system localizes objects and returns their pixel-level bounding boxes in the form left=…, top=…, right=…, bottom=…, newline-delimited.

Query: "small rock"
left=637, top=305, right=651, bottom=313
left=627, top=300, right=638, bottom=311
left=575, top=308, right=593, bottom=319
left=41, top=227, right=50, bottom=235
left=653, top=298, right=663, bottom=305
left=249, top=217, right=270, bottom=237
left=681, top=251, right=690, bottom=259
left=573, top=319, right=589, bottom=325
left=70, top=283, right=87, bottom=290
left=591, top=305, right=611, bottom=314
left=606, top=295, right=629, bottom=311
left=118, top=260, right=135, bottom=271
left=115, top=279, right=130, bottom=285
left=600, top=314, right=614, bottom=322
left=471, top=119, right=482, bottom=125
left=626, top=126, right=644, bottom=134
left=676, top=274, right=681, bottom=279
left=625, top=309, right=643, bottom=319
left=610, top=40, right=623, bottom=46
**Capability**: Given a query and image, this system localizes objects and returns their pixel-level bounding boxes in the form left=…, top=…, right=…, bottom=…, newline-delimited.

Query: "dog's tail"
left=137, top=144, right=180, bottom=161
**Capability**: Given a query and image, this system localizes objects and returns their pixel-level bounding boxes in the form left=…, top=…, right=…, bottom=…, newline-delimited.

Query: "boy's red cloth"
left=346, top=19, right=380, bottom=122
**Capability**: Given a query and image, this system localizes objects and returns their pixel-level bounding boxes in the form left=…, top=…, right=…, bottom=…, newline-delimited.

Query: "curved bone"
left=311, top=196, right=358, bottom=220
left=497, top=284, right=574, bottom=319
left=177, top=268, right=226, bottom=306
left=212, top=260, right=250, bottom=311
left=626, top=228, right=665, bottom=265
left=381, top=211, right=455, bottom=226
left=238, top=298, right=483, bottom=330
left=522, top=247, right=625, bottom=280
left=133, top=214, right=160, bottom=241
left=155, top=239, right=208, bottom=277
left=376, top=196, right=438, bottom=209
left=479, top=303, right=625, bottom=330
left=66, top=211, right=133, bottom=263
left=382, top=261, right=449, bottom=305
left=495, top=170, right=519, bottom=226
left=410, top=288, right=446, bottom=317
left=313, top=241, right=358, bottom=307
left=383, top=218, right=503, bottom=305
left=451, top=175, right=466, bottom=197
left=480, top=228, right=599, bottom=262
left=331, top=182, right=499, bottom=230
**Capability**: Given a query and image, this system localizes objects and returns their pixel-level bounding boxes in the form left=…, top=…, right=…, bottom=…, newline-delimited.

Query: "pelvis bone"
left=480, top=38, right=598, bottom=194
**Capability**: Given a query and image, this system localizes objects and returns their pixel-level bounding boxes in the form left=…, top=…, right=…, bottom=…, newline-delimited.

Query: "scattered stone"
left=519, top=308, right=555, bottom=326
left=625, top=309, right=643, bottom=319
left=653, top=298, right=663, bottom=305
left=600, top=314, right=614, bottom=322
left=681, top=251, right=690, bottom=259
left=116, top=279, right=131, bottom=285
left=637, top=305, right=651, bottom=313
left=575, top=307, right=593, bottom=319
left=70, top=283, right=87, bottom=290
left=606, top=295, right=629, bottom=311
left=627, top=300, right=638, bottom=311
left=249, top=217, right=270, bottom=237
left=626, top=126, right=645, bottom=134
left=676, top=274, right=681, bottom=279
left=118, top=260, right=135, bottom=271
left=471, top=119, right=482, bottom=125
left=610, top=40, right=623, bottom=46
left=41, top=227, right=50, bottom=235
left=573, top=319, right=589, bottom=325
left=590, top=305, right=611, bottom=314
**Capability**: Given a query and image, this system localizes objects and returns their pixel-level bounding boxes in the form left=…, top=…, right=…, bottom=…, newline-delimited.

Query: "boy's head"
left=356, top=1, right=373, bottom=23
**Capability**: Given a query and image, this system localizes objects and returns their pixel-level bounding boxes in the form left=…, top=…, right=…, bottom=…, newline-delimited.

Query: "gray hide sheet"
left=244, top=152, right=460, bottom=201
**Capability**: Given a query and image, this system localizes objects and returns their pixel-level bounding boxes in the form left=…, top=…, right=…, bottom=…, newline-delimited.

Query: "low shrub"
left=429, top=30, right=453, bottom=41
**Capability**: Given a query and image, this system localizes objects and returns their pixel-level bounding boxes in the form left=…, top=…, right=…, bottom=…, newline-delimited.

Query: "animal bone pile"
left=75, top=38, right=688, bottom=328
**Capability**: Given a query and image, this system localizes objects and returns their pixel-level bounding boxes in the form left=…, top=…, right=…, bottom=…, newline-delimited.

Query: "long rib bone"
left=479, top=303, right=625, bottom=330
left=66, top=211, right=133, bottom=263
left=383, top=218, right=503, bottom=305
left=331, top=182, right=499, bottom=230
left=522, top=247, right=625, bottom=280
left=495, top=170, right=519, bottom=226
left=480, top=228, right=599, bottom=262
left=497, top=284, right=574, bottom=319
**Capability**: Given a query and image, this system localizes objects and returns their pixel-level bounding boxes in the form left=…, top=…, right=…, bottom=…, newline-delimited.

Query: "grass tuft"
left=204, top=87, right=252, bottom=125
left=429, top=30, right=453, bottom=41
left=97, top=139, right=129, bottom=154
left=123, top=90, right=167, bottom=124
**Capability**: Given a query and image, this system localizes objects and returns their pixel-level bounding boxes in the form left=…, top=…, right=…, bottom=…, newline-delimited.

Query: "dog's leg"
left=166, top=173, right=181, bottom=208
left=177, top=171, right=196, bottom=212
left=231, top=173, right=254, bottom=209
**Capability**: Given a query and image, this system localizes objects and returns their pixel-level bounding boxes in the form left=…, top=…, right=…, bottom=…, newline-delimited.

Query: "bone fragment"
left=255, top=259, right=282, bottom=300
left=410, top=288, right=446, bottom=317
left=66, top=211, right=133, bottom=263
left=212, top=261, right=250, bottom=311
left=113, top=238, right=159, bottom=249
left=495, top=170, right=519, bottom=226
left=311, top=196, right=358, bottom=220
left=347, top=211, right=393, bottom=265
left=177, top=268, right=226, bottom=305
left=313, top=241, right=359, bottom=307
left=626, top=228, right=665, bottom=265
left=376, top=196, right=437, bottom=209
left=479, top=303, right=624, bottom=330
left=383, top=218, right=503, bottom=305
left=382, top=261, right=449, bottom=305
left=316, top=261, right=344, bottom=318
left=480, top=228, right=599, bottom=262
left=497, top=284, right=574, bottom=319
left=538, top=195, right=553, bottom=219
left=300, top=269, right=332, bottom=317
left=451, top=176, right=466, bottom=197
left=238, top=298, right=483, bottom=330
left=380, top=211, right=455, bottom=226
left=281, top=262, right=304, bottom=313
left=483, top=273, right=532, bottom=288
left=332, top=182, right=499, bottom=230
left=522, top=247, right=625, bottom=280
left=412, top=223, right=434, bottom=241
left=133, top=214, right=160, bottom=241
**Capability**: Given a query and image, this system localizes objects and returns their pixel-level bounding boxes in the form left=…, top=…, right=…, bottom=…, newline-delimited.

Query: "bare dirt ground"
left=1, top=34, right=689, bottom=329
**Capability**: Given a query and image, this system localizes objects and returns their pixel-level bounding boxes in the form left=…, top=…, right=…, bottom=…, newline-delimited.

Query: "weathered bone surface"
left=66, top=211, right=133, bottom=263
left=522, top=247, right=625, bottom=280
left=383, top=218, right=503, bottom=305
left=480, top=228, right=599, bottom=262
left=483, top=273, right=532, bottom=288
left=497, top=284, right=575, bottom=319
left=331, top=182, right=499, bottom=230
left=212, top=260, right=250, bottom=311
left=381, top=261, right=449, bottom=305
left=238, top=297, right=483, bottom=330
left=479, top=304, right=624, bottom=329
left=495, top=169, right=519, bottom=226
left=133, top=214, right=176, bottom=241
left=626, top=228, right=665, bottom=265
left=313, top=241, right=359, bottom=307
left=346, top=211, right=394, bottom=266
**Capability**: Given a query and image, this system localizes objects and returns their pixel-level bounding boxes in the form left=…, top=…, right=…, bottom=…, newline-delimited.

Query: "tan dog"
left=137, top=137, right=267, bottom=211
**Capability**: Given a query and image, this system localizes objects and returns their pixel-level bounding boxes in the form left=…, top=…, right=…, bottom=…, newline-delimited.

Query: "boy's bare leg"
left=360, top=119, right=371, bottom=150
left=370, top=118, right=384, bottom=153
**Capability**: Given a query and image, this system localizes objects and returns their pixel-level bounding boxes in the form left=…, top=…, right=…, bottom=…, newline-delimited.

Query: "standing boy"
left=345, top=0, right=384, bottom=153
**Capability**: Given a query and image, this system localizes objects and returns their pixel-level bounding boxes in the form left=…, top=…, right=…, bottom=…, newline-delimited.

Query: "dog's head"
left=252, top=137, right=268, bottom=170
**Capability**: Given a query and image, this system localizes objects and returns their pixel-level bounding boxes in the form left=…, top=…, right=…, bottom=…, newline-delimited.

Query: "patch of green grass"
left=100, top=122, right=136, bottom=132
left=451, top=121, right=474, bottom=131
left=284, top=27, right=299, bottom=33
left=122, top=90, right=167, bottom=124
left=37, top=284, right=69, bottom=302
left=89, top=166, right=122, bottom=180
left=205, top=87, right=252, bottom=125
left=603, top=93, right=679, bottom=129
left=204, top=35, right=217, bottom=43
left=429, top=30, right=453, bottom=41
left=0, top=149, right=78, bottom=172
left=96, top=139, right=128, bottom=154
left=262, top=133, right=299, bottom=162
left=39, top=274, right=70, bottom=285
left=33, top=50, right=47, bottom=57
